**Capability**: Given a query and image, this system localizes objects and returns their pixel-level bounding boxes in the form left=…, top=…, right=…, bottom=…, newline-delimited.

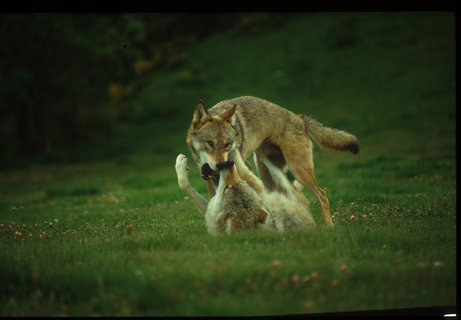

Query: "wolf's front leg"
left=230, top=151, right=265, bottom=195
left=175, top=154, right=208, bottom=214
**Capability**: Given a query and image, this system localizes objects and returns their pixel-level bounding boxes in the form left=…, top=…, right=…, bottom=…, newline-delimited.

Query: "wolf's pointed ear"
left=192, top=100, right=210, bottom=128
left=220, top=103, right=237, bottom=125
left=257, top=209, right=269, bottom=224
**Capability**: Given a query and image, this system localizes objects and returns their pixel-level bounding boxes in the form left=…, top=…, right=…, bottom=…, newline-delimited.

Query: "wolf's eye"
left=224, top=142, right=232, bottom=150
left=206, top=140, right=214, bottom=148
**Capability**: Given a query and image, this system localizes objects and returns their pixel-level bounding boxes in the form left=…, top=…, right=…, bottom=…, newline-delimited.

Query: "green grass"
left=0, top=12, right=456, bottom=316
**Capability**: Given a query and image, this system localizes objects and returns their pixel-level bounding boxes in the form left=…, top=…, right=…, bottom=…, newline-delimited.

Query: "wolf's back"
left=299, top=114, right=360, bottom=154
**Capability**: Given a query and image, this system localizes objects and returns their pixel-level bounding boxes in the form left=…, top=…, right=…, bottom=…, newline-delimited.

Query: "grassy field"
left=0, top=13, right=456, bottom=316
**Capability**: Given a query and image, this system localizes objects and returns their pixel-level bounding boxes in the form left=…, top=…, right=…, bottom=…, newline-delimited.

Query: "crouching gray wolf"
left=175, top=153, right=315, bottom=235
left=186, top=96, right=359, bottom=227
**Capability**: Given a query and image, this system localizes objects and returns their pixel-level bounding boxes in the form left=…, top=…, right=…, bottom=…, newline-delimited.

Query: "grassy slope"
left=0, top=13, right=456, bottom=316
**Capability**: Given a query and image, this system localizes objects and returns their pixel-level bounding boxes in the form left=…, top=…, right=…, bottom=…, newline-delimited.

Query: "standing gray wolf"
left=175, top=153, right=315, bottom=235
left=186, top=96, right=359, bottom=227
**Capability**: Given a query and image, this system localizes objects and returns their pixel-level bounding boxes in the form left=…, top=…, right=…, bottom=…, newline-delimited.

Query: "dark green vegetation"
left=0, top=13, right=455, bottom=316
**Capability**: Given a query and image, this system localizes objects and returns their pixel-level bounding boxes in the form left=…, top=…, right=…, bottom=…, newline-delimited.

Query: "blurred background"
left=0, top=12, right=455, bottom=169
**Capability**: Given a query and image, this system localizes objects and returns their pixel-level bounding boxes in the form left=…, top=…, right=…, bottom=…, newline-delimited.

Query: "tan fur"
left=261, top=192, right=315, bottom=231
left=175, top=154, right=315, bottom=235
left=186, top=96, right=359, bottom=227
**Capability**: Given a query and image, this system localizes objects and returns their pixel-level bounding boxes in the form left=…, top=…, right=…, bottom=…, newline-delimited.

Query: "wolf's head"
left=186, top=100, right=238, bottom=180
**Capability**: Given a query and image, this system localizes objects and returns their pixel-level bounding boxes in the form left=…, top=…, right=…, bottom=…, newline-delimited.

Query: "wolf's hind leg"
left=280, top=137, right=333, bottom=227
left=257, top=155, right=294, bottom=199
left=175, top=154, right=209, bottom=214
left=253, top=153, right=277, bottom=192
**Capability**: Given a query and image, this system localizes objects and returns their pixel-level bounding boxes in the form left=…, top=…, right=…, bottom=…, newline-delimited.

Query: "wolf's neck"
left=216, top=166, right=240, bottom=194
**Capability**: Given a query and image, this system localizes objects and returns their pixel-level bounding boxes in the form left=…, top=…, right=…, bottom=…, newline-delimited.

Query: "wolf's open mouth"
left=201, top=163, right=220, bottom=187
left=201, top=163, right=217, bottom=180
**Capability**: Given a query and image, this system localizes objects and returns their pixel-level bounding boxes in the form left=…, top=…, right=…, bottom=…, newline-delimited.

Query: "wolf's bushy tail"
left=299, top=114, right=360, bottom=154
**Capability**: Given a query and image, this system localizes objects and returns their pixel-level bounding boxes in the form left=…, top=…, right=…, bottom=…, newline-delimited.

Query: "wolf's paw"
left=175, top=154, right=189, bottom=175
left=175, top=154, right=191, bottom=190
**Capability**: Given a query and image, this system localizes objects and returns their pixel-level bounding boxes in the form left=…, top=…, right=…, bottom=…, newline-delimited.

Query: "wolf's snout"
left=216, top=161, right=234, bottom=170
